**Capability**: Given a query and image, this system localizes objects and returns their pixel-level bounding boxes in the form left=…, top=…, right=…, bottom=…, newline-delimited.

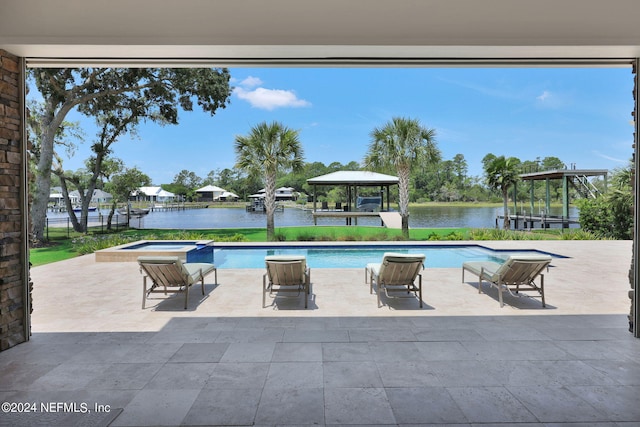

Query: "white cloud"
left=592, top=150, right=627, bottom=164
left=234, top=87, right=311, bottom=111
left=535, top=89, right=569, bottom=109
left=239, top=76, right=263, bottom=88
left=537, top=90, right=552, bottom=101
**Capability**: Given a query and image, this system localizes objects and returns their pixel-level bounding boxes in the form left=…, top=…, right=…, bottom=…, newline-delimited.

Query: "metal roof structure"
left=519, top=169, right=608, bottom=181
left=517, top=168, right=609, bottom=219
left=307, top=171, right=399, bottom=186
left=307, top=171, right=399, bottom=222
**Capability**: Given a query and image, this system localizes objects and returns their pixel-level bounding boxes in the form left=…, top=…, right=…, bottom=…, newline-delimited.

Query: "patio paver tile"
left=324, top=387, right=395, bottom=425
left=447, top=386, right=539, bottom=423
left=182, top=388, right=262, bottom=426
left=255, top=387, right=325, bottom=425
left=386, top=386, right=468, bottom=424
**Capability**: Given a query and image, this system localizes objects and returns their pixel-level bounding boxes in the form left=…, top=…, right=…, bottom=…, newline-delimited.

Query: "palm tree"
left=365, top=117, right=439, bottom=239
left=485, top=155, right=521, bottom=230
left=235, top=121, right=304, bottom=241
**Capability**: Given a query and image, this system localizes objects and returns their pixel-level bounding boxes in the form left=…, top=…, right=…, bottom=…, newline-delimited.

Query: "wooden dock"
left=497, top=214, right=580, bottom=229
left=148, top=203, right=209, bottom=212
left=312, top=211, right=382, bottom=226
left=311, top=210, right=404, bottom=228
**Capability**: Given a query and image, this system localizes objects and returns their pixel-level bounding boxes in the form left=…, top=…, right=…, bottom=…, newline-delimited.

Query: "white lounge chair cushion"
left=265, top=255, right=308, bottom=282
left=463, top=255, right=551, bottom=282
left=183, top=263, right=217, bottom=283
left=376, top=252, right=425, bottom=277
left=461, top=260, right=501, bottom=277
left=368, top=252, right=425, bottom=274
left=137, top=256, right=216, bottom=285
left=366, top=262, right=382, bottom=276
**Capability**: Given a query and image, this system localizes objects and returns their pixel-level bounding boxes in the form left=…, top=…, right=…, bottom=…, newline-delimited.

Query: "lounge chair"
left=263, top=255, right=310, bottom=308
left=366, top=253, right=425, bottom=308
left=462, top=254, right=552, bottom=307
left=138, top=256, right=217, bottom=309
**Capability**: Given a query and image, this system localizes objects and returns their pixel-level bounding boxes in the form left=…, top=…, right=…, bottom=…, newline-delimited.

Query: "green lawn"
left=29, top=240, right=79, bottom=266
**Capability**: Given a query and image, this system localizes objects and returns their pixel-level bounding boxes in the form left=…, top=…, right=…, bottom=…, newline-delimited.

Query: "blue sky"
left=60, top=67, right=634, bottom=185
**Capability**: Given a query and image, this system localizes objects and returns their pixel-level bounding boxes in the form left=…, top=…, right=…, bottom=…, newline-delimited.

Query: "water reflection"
left=116, top=205, right=579, bottom=229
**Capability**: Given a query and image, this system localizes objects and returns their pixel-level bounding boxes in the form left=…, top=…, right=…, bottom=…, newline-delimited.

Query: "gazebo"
left=306, top=171, right=399, bottom=225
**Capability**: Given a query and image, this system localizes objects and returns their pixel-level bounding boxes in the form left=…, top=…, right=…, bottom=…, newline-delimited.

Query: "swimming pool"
left=211, top=244, right=557, bottom=269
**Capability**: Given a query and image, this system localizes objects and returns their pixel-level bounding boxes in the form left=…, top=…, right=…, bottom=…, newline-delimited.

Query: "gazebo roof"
left=307, top=171, right=399, bottom=186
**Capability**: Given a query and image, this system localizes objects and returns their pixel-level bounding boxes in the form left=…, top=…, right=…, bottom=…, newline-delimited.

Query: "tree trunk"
left=57, top=175, right=97, bottom=233
left=30, top=102, right=76, bottom=243
left=107, top=201, right=116, bottom=230
left=502, top=188, right=510, bottom=230
left=264, top=171, right=277, bottom=241
left=56, top=176, right=83, bottom=232
left=31, top=126, right=56, bottom=242
left=398, top=165, right=411, bottom=240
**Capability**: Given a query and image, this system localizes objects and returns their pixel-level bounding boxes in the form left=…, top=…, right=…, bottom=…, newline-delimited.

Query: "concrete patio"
left=0, top=240, right=638, bottom=426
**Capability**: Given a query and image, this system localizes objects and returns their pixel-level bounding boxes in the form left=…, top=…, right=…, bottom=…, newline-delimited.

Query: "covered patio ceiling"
left=2, top=0, right=640, bottom=64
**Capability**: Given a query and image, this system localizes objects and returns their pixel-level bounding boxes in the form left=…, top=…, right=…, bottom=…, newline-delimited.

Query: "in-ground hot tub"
left=95, top=240, right=214, bottom=263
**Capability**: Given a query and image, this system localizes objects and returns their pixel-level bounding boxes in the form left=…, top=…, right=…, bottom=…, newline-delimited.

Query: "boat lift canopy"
left=518, top=168, right=608, bottom=217
left=306, top=171, right=399, bottom=225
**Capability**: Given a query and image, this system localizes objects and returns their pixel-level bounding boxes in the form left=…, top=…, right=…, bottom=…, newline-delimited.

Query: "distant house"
left=68, top=188, right=112, bottom=204
left=195, top=185, right=239, bottom=202
left=49, top=186, right=78, bottom=206
left=254, top=187, right=298, bottom=201
left=133, top=186, right=175, bottom=203
left=195, top=185, right=225, bottom=202
left=217, top=191, right=239, bottom=201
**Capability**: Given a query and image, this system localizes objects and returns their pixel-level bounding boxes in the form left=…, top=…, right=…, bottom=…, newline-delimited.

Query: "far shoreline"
left=199, top=200, right=567, bottom=209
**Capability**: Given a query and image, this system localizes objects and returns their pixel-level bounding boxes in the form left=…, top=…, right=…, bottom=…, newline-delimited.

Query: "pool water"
left=212, top=245, right=552, bottom=269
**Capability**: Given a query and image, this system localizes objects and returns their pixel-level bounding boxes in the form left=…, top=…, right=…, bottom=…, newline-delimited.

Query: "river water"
left=110, top=205, right=579, bottom=229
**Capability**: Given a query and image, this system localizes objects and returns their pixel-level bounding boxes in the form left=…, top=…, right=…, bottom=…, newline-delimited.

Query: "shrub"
left=469, top=228, right=533, bottom=240
left=223, top=233, right=249, bottom=242
left=445, top=231, right=464, bottom=240
left=73, top=234, right=144, bottom=254
left=577, top=195, right=632, bottom=240
left=560, top=229, right=600, bottom=240
left=336, top=234, right=358, bottom=241
left=293, top=231, right=317, bottom=241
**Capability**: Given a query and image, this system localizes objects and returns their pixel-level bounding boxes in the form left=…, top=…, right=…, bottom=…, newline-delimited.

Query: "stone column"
left=0, top=49, right=28, bottom=350
left=631, top=60, right=639, bottom=336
